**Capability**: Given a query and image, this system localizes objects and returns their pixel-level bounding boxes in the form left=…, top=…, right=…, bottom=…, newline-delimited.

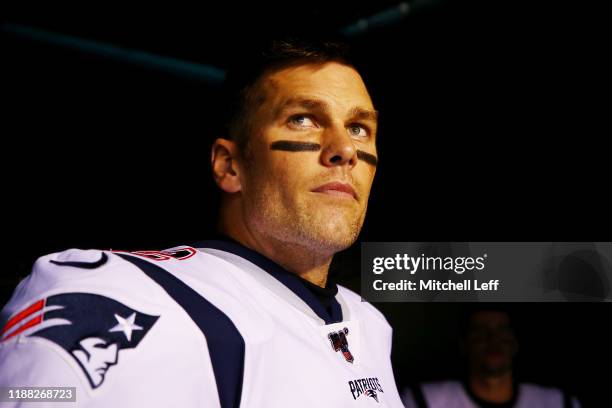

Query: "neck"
left=468, top=371, right=514, bottom=404
left=218, top=202, right=333, bottom=287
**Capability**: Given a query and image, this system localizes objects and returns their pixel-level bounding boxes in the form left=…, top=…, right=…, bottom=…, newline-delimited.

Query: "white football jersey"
left=0, top=239, right=404, bottom=407
left=401, top=381, right=580, bottom=408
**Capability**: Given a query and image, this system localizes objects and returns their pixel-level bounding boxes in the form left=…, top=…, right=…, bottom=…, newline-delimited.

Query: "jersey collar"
left=192, top=236, right=343, bottom=324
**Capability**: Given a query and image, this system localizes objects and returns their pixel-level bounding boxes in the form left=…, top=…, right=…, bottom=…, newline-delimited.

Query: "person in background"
left=402, top=306, right=580, bottom=408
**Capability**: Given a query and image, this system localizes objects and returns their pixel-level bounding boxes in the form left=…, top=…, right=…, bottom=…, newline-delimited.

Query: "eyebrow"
left=274, top=97, right=378, bottom=123
left=348, top=106, right=379, bottom=122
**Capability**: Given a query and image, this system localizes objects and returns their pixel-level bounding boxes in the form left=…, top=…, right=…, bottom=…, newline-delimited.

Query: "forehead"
left=260, top=62, right=374, bottom=110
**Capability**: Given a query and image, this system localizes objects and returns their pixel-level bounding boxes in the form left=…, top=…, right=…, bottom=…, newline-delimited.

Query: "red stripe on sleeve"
left=2, top=315, right=44, bottom=342
left=1, top=299, right=45, bottom=336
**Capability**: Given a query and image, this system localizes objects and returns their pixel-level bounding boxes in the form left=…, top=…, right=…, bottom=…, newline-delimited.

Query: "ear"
left=211, top=138, right=242, bottom=193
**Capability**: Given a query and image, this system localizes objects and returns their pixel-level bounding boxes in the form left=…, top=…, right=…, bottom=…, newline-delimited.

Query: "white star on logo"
left=109, top=312, right=143, bottom=342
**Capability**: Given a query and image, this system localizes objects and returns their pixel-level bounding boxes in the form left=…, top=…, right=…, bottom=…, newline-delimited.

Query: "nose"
left=320, top=124, right=358, bottom=168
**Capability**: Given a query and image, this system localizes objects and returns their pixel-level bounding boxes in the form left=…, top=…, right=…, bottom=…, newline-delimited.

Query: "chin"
left=311, top=224, right=360, bottom=253
left=481, top=362, right=512, bottom=377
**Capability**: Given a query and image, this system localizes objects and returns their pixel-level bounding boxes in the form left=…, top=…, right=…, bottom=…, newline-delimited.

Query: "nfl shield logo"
left=328, top=327, right=354, bottom=363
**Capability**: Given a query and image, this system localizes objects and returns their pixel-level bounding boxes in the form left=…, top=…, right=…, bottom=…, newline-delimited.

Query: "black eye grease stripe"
left=270, top=141, right=321, bottom=151
left=357, top=150, right=378, bottom=166
left=270, top=140, right=378, bottom=166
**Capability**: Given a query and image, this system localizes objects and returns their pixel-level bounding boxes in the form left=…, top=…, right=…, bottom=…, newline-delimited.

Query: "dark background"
left=2, top=1, right=610, bottom=406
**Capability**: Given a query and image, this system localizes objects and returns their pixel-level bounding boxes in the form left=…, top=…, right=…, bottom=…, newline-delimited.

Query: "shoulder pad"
left=1, top=248, right=166, bottom=342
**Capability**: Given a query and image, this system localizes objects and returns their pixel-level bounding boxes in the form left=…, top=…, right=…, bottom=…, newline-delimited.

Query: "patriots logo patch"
left=348, top=378, right=385, bottom=403
left=328, top=327, right=354, bottom=363
left=1, top=293, right=159, bottom=389
left=365, top=389, right=379, bottom=403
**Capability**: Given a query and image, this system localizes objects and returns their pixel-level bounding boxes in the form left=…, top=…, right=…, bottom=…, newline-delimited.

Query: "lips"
left=311, top=182, right=357, bottom=200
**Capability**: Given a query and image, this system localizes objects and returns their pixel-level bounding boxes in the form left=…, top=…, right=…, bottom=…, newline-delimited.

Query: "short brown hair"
left=220, top=35, right=356, bottom=153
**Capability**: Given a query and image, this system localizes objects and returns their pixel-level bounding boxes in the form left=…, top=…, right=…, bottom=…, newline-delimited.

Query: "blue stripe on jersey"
left=116, top=253, right=244, bottom=408
left=193, top=239, right=343, bottom=324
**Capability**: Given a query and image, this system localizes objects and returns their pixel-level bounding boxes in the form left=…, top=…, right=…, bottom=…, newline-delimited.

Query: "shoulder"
left=7, top=247, right=164, bottom=293
left=519, top=383, right=580, bottom=407
left=520, top=382, right=564, bottom=398
left=1, top=248, right=174, bottom=342
left=7, top=248, right=134, bottom=300
left=420, top=381, right=466, bottom=405
left=0, top=248, right=174, bottom=395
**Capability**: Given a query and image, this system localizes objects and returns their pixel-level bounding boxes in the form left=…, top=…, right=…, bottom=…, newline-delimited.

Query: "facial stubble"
left=244, top=165, right=368, bottom=257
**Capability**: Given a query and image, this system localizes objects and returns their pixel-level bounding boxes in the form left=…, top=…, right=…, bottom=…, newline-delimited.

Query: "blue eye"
left=289, top=115, right=316, bottom=128
left=348, top=124, right=367, bottom=137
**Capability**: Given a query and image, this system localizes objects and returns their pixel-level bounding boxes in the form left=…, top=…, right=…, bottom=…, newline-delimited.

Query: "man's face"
left=465, top=311, right=518, bottom=377
left=238, top=62, right=378, bottom=254
left=72, top=337, right=119, bottom=387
